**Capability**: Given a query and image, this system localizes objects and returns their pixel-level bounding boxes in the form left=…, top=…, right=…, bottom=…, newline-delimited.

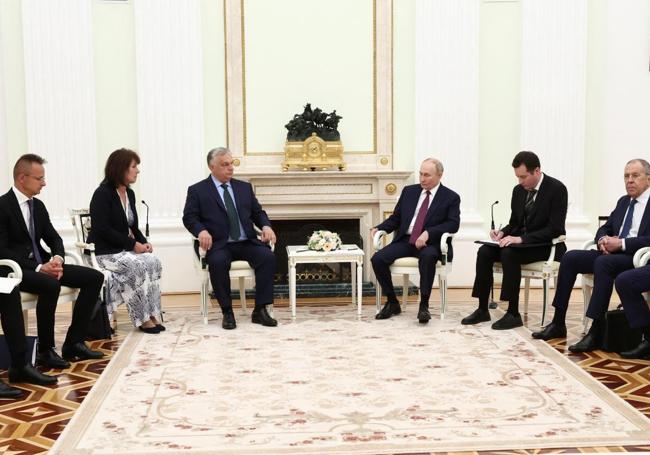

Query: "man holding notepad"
left=462, top=151, right=568, bottom=330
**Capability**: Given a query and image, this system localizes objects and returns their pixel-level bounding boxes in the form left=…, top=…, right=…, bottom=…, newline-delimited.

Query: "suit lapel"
left=111, top=188, right=129, bottom=226
left=231, top=179, right=244, bottom=216
left=423, top=185, right=444, bottom=223
left=206, top=177, right=227, bottom=213
left=638, top=199, right=650, bottom=235
left=7, top=190, right=31, bottom=238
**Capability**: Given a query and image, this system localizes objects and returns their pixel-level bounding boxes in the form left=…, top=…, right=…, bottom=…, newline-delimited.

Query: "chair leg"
left=401, top=275, right=408, bottom=307
left=581, top=284, right=592, bottom=334
left=201, top=275, right=209, bottom=324
left=541, top=278, right=549, bottom=327
left=375, top=279, right=381, bottom=313
left=439, top=274, right=447, bottom=320
left=239, top=277, right=247, bottom=315
left=523, top=277, right=531, bottom=315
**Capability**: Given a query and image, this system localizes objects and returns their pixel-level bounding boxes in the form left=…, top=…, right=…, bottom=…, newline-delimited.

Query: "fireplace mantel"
left=237, top=170, right=413, bottom=278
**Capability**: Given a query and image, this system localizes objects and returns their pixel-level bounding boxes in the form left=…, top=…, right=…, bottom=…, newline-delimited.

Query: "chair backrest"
left=70, top=208, right=92, bottom=244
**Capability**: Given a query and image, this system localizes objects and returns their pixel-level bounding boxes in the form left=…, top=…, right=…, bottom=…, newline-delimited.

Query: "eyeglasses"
left=25, top=174, right=46, bottom=182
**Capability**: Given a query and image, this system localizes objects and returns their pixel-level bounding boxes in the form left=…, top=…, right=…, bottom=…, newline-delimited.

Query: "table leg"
left=289, top=263, right=297, bottom=319
left=357, top=260, right=363, bottom=317
left=351, top=261, right=356, bottom=308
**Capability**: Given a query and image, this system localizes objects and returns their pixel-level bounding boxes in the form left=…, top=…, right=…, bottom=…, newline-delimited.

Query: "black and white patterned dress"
left=96, top=204, right=162, bottom=327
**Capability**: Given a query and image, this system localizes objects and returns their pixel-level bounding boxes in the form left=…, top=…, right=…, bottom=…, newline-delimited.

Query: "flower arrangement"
left=307, top=230, right=342, bottom=252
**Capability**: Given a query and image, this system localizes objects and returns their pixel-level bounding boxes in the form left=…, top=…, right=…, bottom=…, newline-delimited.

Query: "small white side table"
left=286, top=245, right=365, bottom=318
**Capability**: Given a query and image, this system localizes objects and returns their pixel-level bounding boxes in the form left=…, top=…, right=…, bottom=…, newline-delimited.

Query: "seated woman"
left=88, top=148, right=164, bottom=334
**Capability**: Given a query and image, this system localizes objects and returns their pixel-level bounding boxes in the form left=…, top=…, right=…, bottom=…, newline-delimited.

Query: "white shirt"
left=620, top=186, right=650, bottom=250
left=407, top=183, right=440, bottom=234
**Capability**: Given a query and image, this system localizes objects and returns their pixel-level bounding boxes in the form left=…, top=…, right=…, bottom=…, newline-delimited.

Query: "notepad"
left=0, top=277, right=21, bottom=294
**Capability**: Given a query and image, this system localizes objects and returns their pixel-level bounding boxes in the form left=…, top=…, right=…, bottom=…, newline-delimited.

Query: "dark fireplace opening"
left=273, top=219, right=362, bottom=285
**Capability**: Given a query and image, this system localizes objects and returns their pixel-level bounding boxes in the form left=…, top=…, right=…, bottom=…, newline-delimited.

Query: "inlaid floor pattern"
left=0, top=290, right=648, bottom=455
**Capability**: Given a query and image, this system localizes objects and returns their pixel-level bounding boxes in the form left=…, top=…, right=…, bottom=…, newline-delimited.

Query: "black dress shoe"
left=36, top=348, right=71, bottom=369
left=0, top=380, right=22, bottom=399
left=139, top=325, right=161, bottom=334
left=222, top=312, right=237, bottom=330
left=532, top=322, right=567, bottom=340
left=621, top=339, right=650, bottom=359
left=568, top=333, right=602, bottom=353
left=375, top=301, right=401, bottom=320
left=62, top=342, right=104, bottom=361
left=461, top=308, right=491, bottom=325
left=155, top=324, right=166, bottom=331
left=252, top=305, right=278, bottom=327
left=492, top=312, right=523, bottom=330
left=9, top=364, right=57, bottom=386
left=417, top=305, right=431, bottom=324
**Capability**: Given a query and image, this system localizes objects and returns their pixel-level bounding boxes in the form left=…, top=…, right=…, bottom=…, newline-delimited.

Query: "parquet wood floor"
left=0, top=290, right=648, bottom=455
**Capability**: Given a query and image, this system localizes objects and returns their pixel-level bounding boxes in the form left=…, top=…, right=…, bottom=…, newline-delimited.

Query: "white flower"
left=307, top=230, right=342, bottom=251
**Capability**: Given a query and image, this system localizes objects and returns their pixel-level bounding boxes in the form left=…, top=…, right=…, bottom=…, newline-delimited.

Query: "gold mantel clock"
left=282, top=133, right=345, bottom=172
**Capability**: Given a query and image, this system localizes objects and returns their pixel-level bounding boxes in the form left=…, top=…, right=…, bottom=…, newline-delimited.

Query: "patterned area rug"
left=50, top=306, right=650, bottom=455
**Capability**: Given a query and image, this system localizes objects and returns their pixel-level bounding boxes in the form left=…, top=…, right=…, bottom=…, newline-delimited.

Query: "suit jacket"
left=376, top=183, right=461, bottom=260
left=182, top=177, right=271, bottom=254
left=595, top=194, right=650, bottom=255
left=501, top=174, right=568, bottom=258
left=0, top=189, right=64, bottom=271
left=88, top=183, right=147, bottom=255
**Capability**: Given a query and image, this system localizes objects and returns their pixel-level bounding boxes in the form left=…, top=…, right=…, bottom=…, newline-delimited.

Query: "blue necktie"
left=27, top=199, right=43, bottom=264
left=619, top=198, right=638, bottom=239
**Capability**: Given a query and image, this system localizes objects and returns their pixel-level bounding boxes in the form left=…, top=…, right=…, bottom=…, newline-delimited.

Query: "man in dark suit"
left=371, top=158, right=460, bottom=324
left=463, top=151, right=568, bottom=330
left=183, top=147, right=277, bottom=330
left=532, top=159, right=650, bottom=353
left=0, top=286, right=57, bottom=398
left=615, top=262, right=650, bottom=359
left=0, top=154, right=104, bottom=370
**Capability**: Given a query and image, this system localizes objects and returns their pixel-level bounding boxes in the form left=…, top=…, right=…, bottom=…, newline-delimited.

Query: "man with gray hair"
left=532, top=158, right=650, bottom=353
left=183, top=147, right=277, bottom=330
left=371, top=158, right=460, bottom=323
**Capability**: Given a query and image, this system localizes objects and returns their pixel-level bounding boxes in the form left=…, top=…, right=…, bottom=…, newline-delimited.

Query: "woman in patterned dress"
left=88, top=148, right=164, bottom=334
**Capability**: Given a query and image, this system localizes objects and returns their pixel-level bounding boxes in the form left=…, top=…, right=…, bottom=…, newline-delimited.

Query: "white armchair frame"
left=69, top=208, right=114, bottom=320
left=193, top=230, right=275, bottom=325
left=0, top=251, right=82, bottom=332
left=493, top=235, right=566, bottom=327
left=632, top=246, right=650, bottom=308
left=372, top=231, right=455, bottom=319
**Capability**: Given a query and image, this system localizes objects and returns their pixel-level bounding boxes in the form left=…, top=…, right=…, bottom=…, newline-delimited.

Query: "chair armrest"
left=75, top=241, right=95, bottom=252
left=0, top=259, right=23, bottom=279
left=582, top=239, right=597, bottom=250
left=545, top=235, right=566, bottom=264
left=64, top=250, right=83, bottom=265
left=440, top=232, right=455, bottom=265
left=373, top=230, right=388, bottom=251
left=633, top=246, right=650, bottom=268
left=254, top=226, right=275, bottom=252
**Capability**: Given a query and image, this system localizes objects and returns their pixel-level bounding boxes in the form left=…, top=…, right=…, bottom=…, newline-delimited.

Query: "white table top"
left=286, top=244, right=364, bottom=257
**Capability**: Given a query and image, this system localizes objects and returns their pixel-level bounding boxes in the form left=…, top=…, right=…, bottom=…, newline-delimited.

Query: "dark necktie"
left=221, top=184, right=242, bottom=240
left=524, top=189, right=537, bottom=216
left=619, top=198, right=638, bottom=239
left=26, top=199, right=43, bottom=264
left=409, top=191, right=431, bottom=244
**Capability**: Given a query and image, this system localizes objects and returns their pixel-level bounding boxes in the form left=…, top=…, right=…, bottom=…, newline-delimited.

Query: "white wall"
left=0, top=0, right=649, bottom=290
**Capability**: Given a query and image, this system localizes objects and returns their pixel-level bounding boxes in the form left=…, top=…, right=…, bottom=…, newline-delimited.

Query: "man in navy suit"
left=0, top=155, right=105, bottom=369
left=532, top=159, right=650, bottom=353
left=183, top=147, right=277, bottom=330
left=614, top=261, right=650, bottom=359
left=463, top=151, right=568, bottom=330
left=371, top=158, right=460, bottom=324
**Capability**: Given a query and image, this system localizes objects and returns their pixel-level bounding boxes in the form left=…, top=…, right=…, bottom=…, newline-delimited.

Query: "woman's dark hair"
left=103, top=148, right=140, bottom=187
